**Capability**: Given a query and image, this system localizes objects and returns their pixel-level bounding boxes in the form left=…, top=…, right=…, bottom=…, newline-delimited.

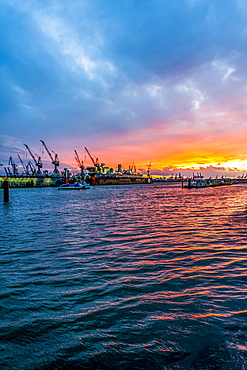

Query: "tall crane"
left=74, top=150, right=84, bottom=177
left=18, top=155, right=29, bottom=176
left=4, top=167, right=12, bottom=176
left=27, top=161, right=36, bottom=176
left=24, top=144, right=42, bottom=175
left=130, top=162, right=136, bottom=173
left=84, top=147, right=105, bottom=174
left=84, top=147, right=99, bottom=168
left=84, top=147, right=107, bottom=175
left=40, top=140, right=59, bottom=175
left=147, top=161, right=152, bottom=177
left=8, top=156, right=19, bottom=176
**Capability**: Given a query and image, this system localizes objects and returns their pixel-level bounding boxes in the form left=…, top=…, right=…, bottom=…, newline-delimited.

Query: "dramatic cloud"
left=1, top=0, right=247, bottom=175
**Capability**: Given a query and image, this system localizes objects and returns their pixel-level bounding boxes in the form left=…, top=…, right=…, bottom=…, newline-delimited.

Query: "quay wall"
left=0, top=176, right=62, bottom=188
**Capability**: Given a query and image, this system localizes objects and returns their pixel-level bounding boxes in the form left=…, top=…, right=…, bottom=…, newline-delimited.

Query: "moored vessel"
left=184, top=178, right=232, bottom=189
left=57, top=181, right=90, bottom=190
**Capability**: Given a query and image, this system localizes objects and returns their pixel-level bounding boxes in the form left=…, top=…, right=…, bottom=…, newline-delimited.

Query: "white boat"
left=57, top=181, right=90, bottom=190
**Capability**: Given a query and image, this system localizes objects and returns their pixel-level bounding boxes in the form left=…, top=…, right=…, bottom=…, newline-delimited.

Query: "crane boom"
left=74, top=150, right=84, bottom=177
left=147, top=161, right=152, bottom=177
left=74, top=150, right=83, bottom=167
left=84, top=147, right=100, bottom=167
left=8, top=156, right=18, bottom=176
left=24, top=144, right=37, bottom=164
left=40, top=140, right=53, bottom=162
left=40, top=140, right=59, bottom=175
left=18, top=155, right=29, bottom=175
left=27, top=161, right=36, bottom=175
left=18, top=155, right=26, bottom=172
left=24, top=144, right=42, bottom=175
left=4, top=167, right=12, bottom=176
left=84, top=147, right=96, bottom=166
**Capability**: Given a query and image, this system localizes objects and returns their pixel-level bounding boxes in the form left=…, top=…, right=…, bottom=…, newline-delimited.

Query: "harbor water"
left=1, top=183, right=247, bottom=369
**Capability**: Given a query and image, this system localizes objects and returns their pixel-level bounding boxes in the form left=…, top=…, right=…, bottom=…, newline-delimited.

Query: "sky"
left=1, top=0, right=247, bottom=177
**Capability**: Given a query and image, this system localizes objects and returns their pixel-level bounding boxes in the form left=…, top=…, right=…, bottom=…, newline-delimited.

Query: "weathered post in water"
left=3, top=180, right=9, bottom=202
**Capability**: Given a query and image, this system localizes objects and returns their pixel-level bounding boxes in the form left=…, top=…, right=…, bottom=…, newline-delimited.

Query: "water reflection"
left=1, top=184, right=247, bottom=368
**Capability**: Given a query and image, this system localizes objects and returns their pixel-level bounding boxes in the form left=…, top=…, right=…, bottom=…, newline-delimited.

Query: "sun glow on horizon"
left=176, top=159, right=247, bottom=171
left=152, top=158, right=247, bottom=174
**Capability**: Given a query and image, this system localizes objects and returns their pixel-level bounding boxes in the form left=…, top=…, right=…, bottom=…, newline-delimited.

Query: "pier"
left=0, top=176, right=62, bottom=188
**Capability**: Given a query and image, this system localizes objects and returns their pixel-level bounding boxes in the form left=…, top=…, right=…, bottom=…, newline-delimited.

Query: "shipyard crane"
left=74, top=150, right=84, bottom=177
left=84, top=147, right=104, bottom=174
left=18, top=155, right=29, bottom=176
left=147, top=161, right=152, bottom=177
left=84, top=147, right=99, bottom=167
left=129, top=162, right=136, bottom=173
left=24, top=144, right=42, bottom=175
left=40, top=140, right=59, bottom=175
left=27, top=161, right=36, bottom=175
left=4, top=167, right=12, bottom=176
left=8, top=156, right=19, bottom=176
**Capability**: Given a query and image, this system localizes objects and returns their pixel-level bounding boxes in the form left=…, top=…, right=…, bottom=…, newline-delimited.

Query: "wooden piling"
left=3, top=180, right=9, bottom=202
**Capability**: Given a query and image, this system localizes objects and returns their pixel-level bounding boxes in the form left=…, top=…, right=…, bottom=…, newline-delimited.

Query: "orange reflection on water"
left=194, top=309, right=247, bottom=318
left=150, top=314, right=176, bottom=321
left=193, top=312, right=231, bottom=318
left=230, top=309, right=247, bottom=315
left=152, top=309, right=247, bottom=321
left=234, top=344, right=247, bottom=351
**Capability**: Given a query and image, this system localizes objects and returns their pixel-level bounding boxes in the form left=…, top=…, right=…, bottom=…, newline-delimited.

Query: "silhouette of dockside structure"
left=1, top=142, right=151, bottom=188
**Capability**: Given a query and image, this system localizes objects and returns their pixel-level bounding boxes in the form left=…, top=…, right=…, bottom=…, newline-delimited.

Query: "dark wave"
left=1, top=183, right=247, bottom=369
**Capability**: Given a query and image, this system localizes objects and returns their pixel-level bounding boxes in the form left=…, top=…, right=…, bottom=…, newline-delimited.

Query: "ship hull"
left=91, top=174, right=151, bottom=186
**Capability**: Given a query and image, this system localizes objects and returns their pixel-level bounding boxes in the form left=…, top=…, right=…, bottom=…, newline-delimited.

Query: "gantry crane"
left=40, top=140, right=59, bottom=175
left=74, top=150, right=84, bottom=177
left=8, top=156, right=19, bottom=176
left=24, top=144, right=42, bottom=176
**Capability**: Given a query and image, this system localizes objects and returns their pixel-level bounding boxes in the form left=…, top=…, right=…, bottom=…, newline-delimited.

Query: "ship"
left=74, top=163, right=151, bottom=186
left=90, top=172, right=151, bottom=186
left=184, top=177, right=232, bottom=189
left=72, top=147, right=152, bottom=186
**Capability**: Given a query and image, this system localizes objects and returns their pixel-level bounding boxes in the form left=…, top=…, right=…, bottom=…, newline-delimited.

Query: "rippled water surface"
left=1, top=183, right=247, bottom=369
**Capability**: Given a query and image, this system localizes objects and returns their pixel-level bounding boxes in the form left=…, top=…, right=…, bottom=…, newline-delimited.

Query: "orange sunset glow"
left=1, top=1, right=247, bottom=179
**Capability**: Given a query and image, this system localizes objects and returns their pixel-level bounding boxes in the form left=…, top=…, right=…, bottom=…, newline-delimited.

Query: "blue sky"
left=1, top=0, right=247, bottom=175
